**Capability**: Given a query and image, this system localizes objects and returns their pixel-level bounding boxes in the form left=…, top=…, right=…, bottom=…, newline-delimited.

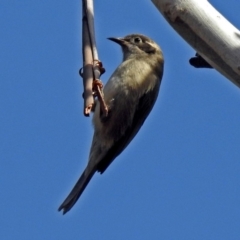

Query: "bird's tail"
left=58, top=165, right=96, bottom=214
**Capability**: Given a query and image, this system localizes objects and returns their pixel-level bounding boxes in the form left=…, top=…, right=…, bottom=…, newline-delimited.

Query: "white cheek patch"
left=147, top=42, right=159, bottom=51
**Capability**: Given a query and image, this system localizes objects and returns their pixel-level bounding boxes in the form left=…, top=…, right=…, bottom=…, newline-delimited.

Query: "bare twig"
left=82, top=7, right=94, bottom=116
left=81, top=0, right=108, bottom=117
left=84, top=0, right=98, bottom=60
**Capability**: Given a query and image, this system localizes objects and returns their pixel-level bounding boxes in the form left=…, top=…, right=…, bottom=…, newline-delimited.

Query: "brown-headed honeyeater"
left=58, top=34, right=164, bottom=214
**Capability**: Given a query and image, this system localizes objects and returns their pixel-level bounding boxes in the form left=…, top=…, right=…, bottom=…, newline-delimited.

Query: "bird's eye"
left=133, top=37, right=142, bottom=43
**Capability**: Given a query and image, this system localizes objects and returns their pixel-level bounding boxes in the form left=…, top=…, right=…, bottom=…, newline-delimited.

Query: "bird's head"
left=108, top=34, right=162, bottom=61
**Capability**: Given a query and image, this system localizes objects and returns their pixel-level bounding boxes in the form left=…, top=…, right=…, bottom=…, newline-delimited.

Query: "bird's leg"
left=92, top=79, right=108, bottom=117
left=92, top=60, right=108, bottom=117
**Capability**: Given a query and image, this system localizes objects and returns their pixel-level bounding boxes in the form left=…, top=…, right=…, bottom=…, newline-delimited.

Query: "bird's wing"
left=97, top=85, right=160, bottom=173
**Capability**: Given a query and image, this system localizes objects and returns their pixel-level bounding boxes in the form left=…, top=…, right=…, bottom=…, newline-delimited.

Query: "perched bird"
left=58, top=34, right=164, bottom=214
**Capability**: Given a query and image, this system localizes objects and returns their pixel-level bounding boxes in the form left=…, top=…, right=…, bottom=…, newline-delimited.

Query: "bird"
left=58, top=34, right=164, bottom=214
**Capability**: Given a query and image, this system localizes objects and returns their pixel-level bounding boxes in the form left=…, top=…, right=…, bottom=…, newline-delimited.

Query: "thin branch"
left=82, top=5, right=94, bottom=116
left=81, top=0, right=108, bottom=116
left=84, top=0, right=98, bottom=60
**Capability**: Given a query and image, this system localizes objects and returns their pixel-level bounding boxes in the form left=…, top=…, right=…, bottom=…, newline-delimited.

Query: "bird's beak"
left=108, top=37, right=127, bottom=46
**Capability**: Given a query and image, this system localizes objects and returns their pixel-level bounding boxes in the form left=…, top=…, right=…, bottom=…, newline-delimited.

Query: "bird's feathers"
left=58, top=165, right=96, bottom=214
left=97, top=85, right=160, bottom=173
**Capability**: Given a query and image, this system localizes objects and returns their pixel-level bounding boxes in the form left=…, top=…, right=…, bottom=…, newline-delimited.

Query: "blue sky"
left=1, top=1, right=240, bottom=239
